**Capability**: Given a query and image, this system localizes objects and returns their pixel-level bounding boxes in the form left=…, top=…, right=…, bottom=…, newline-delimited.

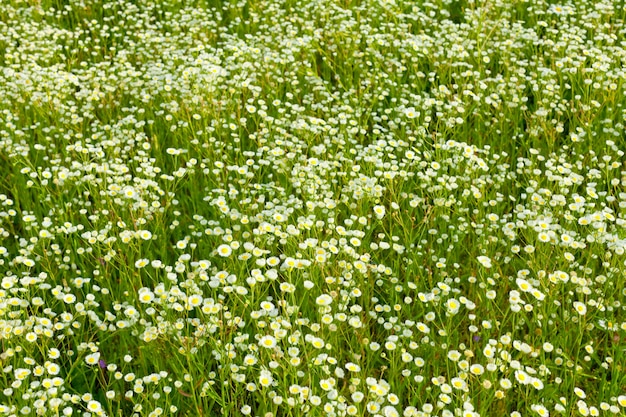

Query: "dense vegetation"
left=1, top=0, right=626, bottom=416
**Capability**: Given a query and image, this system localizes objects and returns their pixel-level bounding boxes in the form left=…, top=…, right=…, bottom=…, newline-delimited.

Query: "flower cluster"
left=1, top=0, right=626, bottom=416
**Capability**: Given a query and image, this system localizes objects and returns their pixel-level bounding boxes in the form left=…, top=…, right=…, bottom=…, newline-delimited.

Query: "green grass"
left=1, top=0, right=626, bottom=416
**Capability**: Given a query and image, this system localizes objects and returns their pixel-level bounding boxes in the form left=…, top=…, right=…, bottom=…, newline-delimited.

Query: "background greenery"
left=1, top=0, right=625, bottom=416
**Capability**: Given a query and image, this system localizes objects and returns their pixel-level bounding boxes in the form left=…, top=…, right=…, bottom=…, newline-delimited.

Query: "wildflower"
left=138, top=230, right=152, bottom=240
left=217, top=244, right=232, bottom=257
left=259, top=370, right=273, bottom=387
left=366, top=402, right=381, bottom=413
left=451, top=377, right=467, bottom=390
left=352, top=391, right=365, bottom=402
left=135, top=258, right=149, bottom=268
left=530, top=289, right=545, bottom=301
left=538, top=232, right=550, bottom=243
left=187, top=294, right=203, bottom=308
left=87, top=400, right=103, bottom=414
left=477, top=256, right=492, bottom=268
left=404, top=107, right=418, bottom=118
left=531, top=404, right=549, bottom=417
left=446, top=298, right=461, bottom=314
left=516, top=278, right=532, bottom=292
left=448, top=350, right=462, bottom=361
left=373, top=205, right=386, bottom=219
left=319, top=378, right=334, bottom=391
left=316, top=294, right=333, bottom=306
left=345, top=362, right=361, bottom=372
left=515, top=370, right=531, bottom=385
left=63, top=293, right=77, bottom=304
left=573, top=301, right=587, bottom=315
left=574, top=387, right=586, bottom=399
left=382, top=405, right=400, bottom=417
left=531, top=378, right=544, bottom=390
left=470, top=364, right=484, bottom=375
left=48, top=348, right=61, bottom=359
left=14, top=368, right=31, bottom=380
left=259, top=335, right=277, bottom=349
left=416, top=322, right=430, bottom=334
left=138, top=288, right=155, bottom=303
left=85, top=352, right=101, bottom=366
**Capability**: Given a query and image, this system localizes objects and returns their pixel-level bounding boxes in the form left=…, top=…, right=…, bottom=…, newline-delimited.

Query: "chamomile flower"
left=470, top=364, right=485, bottom=375
left=373, top=205, right=386, bottom=219
left=531, top=404, right=549, bottom=417
left=573, top=301, right=588, bottom=315
left=316, top=294, right=333, bottom=306
left=138, top=288, right=155, bottom=303
left=259, top=369, right=273, bottom=387
left=477, top=256, right=492, bottom=268
left=259, top=335, right=277, bottom=349
left=187, top=294, right=203, bottom=308
left=85, top=352, right=101, bottom=366
left=446, top=298, right=461, bottom=314
left=86, top=400, right=103, bottom=414
left=138, top=230, right=152, bottom=240
left=217, top=244, right=233, bottom=257
left=451, top=377, right=467, bottom=390
left=404, top=107, right=418, bottom=118
left=135, top=258, right=149, bottom=268
left=515, top=370, right=531, bottom=385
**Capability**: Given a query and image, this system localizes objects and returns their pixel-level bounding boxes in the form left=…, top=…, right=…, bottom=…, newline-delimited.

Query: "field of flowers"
left=1, top=0, right=626, bottom=416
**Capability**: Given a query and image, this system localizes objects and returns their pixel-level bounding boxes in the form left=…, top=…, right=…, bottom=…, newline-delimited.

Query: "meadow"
left=1, top=0, right=626, bottom=416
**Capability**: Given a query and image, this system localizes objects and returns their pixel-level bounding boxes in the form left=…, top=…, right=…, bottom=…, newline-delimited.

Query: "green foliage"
left=1, top=0, right=626, bottom=416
